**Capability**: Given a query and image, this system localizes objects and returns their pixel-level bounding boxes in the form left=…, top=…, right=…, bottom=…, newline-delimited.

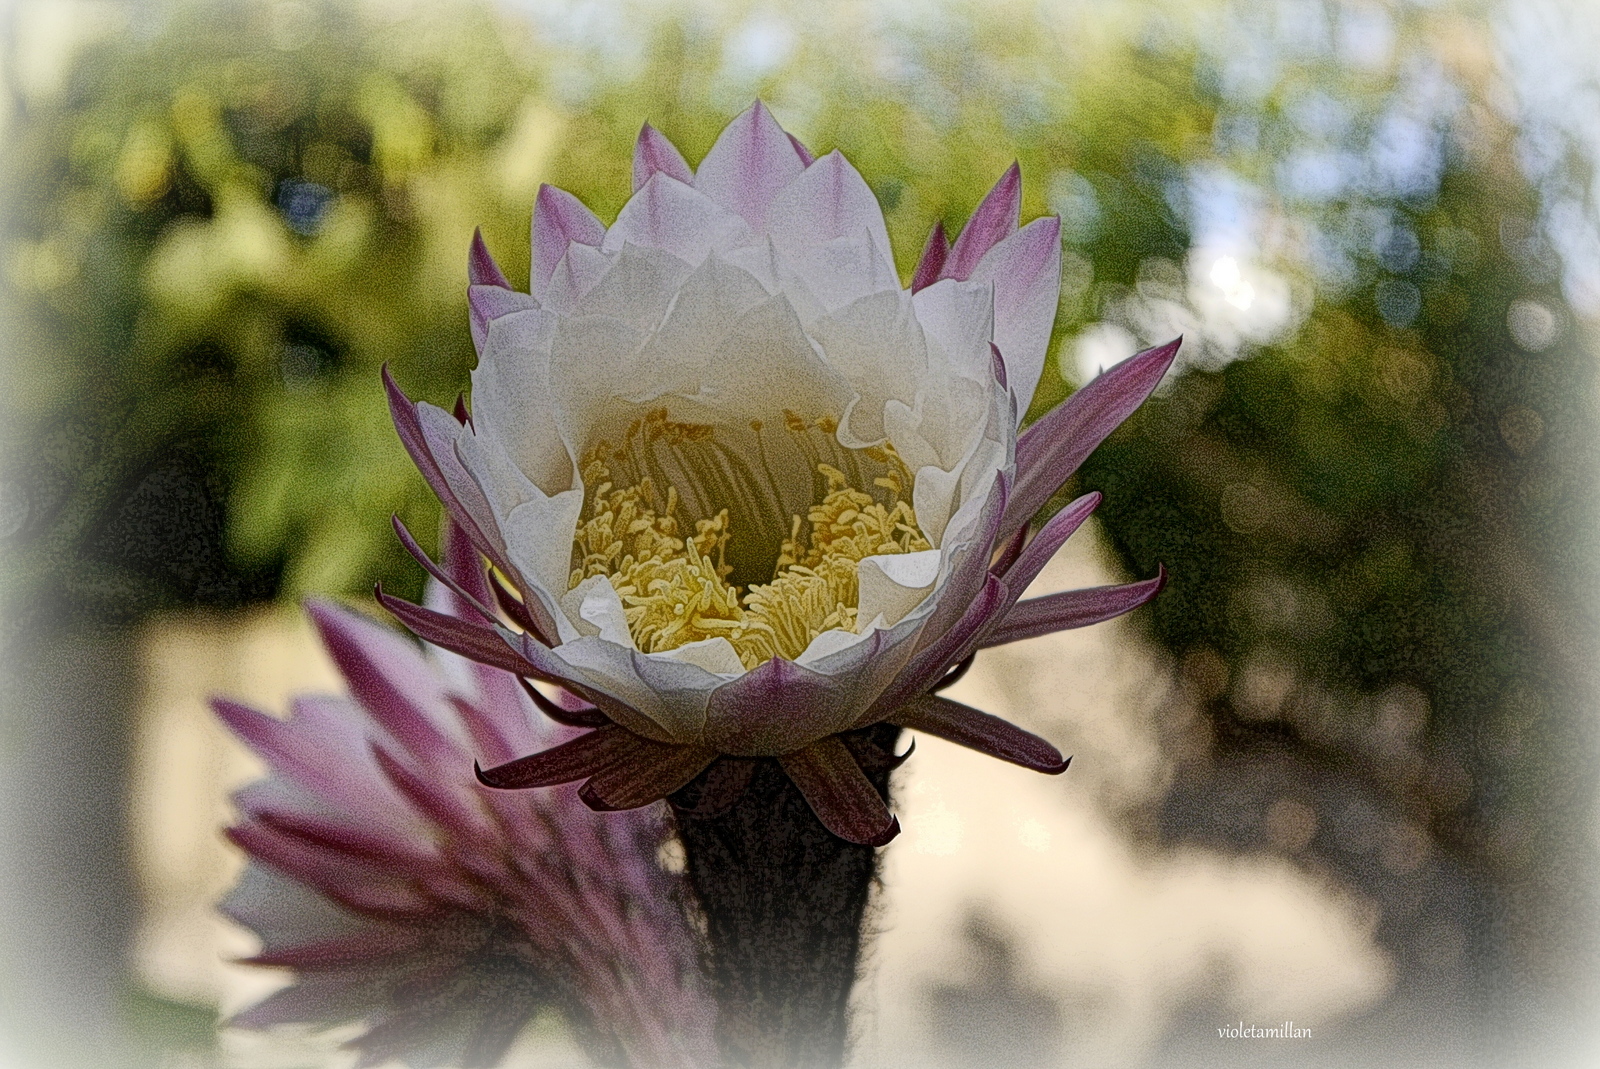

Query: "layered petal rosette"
left=382, top=102, right=1174, bottom=846
left=217, top=521, right=715, bottom=1068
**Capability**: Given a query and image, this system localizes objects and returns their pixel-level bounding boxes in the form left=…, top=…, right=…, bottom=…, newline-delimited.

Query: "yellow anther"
left=571, top=420, right=932, bottom=669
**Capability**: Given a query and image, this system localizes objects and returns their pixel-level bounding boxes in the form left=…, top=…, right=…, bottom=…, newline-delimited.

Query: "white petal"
left=577, top=242, right=695, bottom=333
left=603, top=173, right=756, bottom=266
left=809, top=288, right=927, bottom=446
left=550, top=637, right=712, bottom=741
left=543, top=242, right=614, bottom=316
left=559, top=575, right=633, bottom=645
left=503, top=488, right=585, bottom=605
left=774, top=230, right=900, bottom=317
left=638, top=253, right=774, bottom=396
left=858, top=548, right=942, bottom=627
left=911, top=462, right=963, bottom=546
left=548, top=314, right=650, bottom=450
left=471, top=307, right=571, bottom=494
left=658, top=637, right=746, bottom=676
left=796, top=626, right=869, bottom=666
left=913, top=277, right=995, bottom=384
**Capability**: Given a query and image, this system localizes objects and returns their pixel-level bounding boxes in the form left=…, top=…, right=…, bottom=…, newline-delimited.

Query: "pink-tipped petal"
left=911, top=221, right=950, bottom=292
left=970, top=215, right=1062, bottom=420
left=579, top=745, right=719, bottom=811
left=531, top=184, right=605, bottom=298
left=941, top=161, right=1021, bottom=281
left=632, top=122, right=694, bottom=191
left=473, top=725, right=635, bottom=790
left=467, top=228, right=511, bottom=289
left=763, top=149, right=892, bottom=263
left=894, top=694, right=1069, bottom=774
left=693, top=101, right=808, bottom=230
left=981, top=567, right=1168, bottom=648
left=468, top=284, right=538, bottom=353
left=306, top=600, right=458, bottom=769
left=1003, top=337, right=1180, bottom=543
left=779, top=737, right=899, bottom=846
left=603, top=172, right=755, bottom=265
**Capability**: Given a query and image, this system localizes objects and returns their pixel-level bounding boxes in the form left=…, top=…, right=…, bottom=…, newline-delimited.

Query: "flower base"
left=672, top=724, right=903, bottom=1069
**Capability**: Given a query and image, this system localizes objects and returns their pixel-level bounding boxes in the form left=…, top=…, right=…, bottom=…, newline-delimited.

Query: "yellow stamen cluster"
left=570, top=426, right=932, bottom=670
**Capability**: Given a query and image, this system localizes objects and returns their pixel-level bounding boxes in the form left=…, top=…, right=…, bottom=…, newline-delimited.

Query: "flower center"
left=570, top=409, right=932, bottom=669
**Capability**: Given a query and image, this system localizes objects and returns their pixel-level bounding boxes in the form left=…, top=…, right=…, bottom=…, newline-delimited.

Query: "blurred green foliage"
left=3, top=0, right=1597, bottom=1053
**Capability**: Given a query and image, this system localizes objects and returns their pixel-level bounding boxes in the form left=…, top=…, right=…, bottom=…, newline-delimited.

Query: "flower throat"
left=571, top=409, right=932, bottom=669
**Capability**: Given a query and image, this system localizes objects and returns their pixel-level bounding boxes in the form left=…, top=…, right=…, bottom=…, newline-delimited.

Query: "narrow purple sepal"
left=375, top=584, right=539, bottom=678
left=911, top=221, right=950, bottom=292
left=941, top=161, right=1020, bottom=282
left=893, top=694, right=1069, bottom=774
left=632, top=122, right=694, bottom=191
left=779, top=737, right=898, bottom=846
left=1002, top=337, right=1180, bottom=543
left=391, top=515, right=497, bottom=625
left=996, top=491, right=1100, bottom=596
left=473, top=725, right=630, bottom=790
left=467, top=227, right=511, bottom=289
left=981, top=566, right=1168, bottom=648
left=518, top=678, right=607, bottom=728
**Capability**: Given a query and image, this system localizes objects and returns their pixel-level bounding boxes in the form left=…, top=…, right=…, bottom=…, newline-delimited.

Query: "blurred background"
left=2, top=0, right=1597, bottom=1065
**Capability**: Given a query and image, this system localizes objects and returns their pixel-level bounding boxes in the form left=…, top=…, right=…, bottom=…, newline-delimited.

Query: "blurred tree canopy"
left=3, top=0, right=1596, bottom=1056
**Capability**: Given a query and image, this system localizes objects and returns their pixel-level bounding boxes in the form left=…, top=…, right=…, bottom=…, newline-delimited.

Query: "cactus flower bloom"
left=381, top=102, right=1173, bottom=846
left=216, top=524, right=715, bottom=1068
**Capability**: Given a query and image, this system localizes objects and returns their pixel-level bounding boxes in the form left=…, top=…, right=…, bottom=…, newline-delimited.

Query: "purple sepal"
left=994, top=492, right=1100, bottom=596
left=941, top=161, right=1020, bottom=282
left=893, top=694, right=1069, bottom=774
left=980, top=566, right=1168, bottom=648
left=911, top=221, right=950, bottom=292
left=579, top=746, right=719, bottom=811
left=779, top=737, right=899, bottom=846
left=467, top=227, right=511, bottom=289
left=391, top=515, right=497, bottom=625
left=1002, top=337, right=1180, bottom=543
left=375, top=584, right=538, bottom=678
left=473, top=725, right=633, bottom=789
